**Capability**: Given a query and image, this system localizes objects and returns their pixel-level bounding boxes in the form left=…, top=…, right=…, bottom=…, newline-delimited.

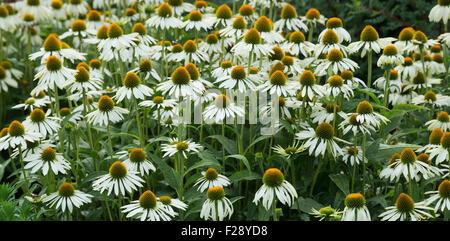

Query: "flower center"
left=98, top=95, right=115, bottom=112
left=347, top=147, right=359, bottom=155
left=439, top=0, right=450, bottom=6
left=284, top=146, right=297, bottom=154
left=59, top=107, right=71, bottom=117
left=344, top=193, right=366, bottom=208
left=239, top=4, right=254, bottom=16
left=214, top=94, right=231, bottom=108
left=221, top=61, right=233, bottom=69
left=383, top=45, right=397, bottom=56
left=87, top=10, right=101, bottom=21
left=176, top=142, right=189, bottom=151
left=25, top=99, right=36, bottom=105
left=188, top=10, right=202, bottom=21
left=231, top=16, right=247, bottom=29
left=326, top=17, right=343, bottom=28
left=249, top=67, right=259, bottom=74
left=305, top=8, right=321, bottom=20
left=437, top=111, right=449, bottom=122
left=129, top=148, right=146, bottom=163
left=424, top=91, right=437, bottom=102
left=204, top=168, right=218, bottom=180
left=400, top=148, right=416, bottom=164
left=108, top=23, right=123, bottom=38
left=125, top=8, right=136, bottom=17
left=139, top=190, right=157, bottom=209
left=255, top=16, right=273, bottom=33
left=0, top=6, right=8, bottom=18
left=340, top=70, right=353, bottom=80
left=281, top=56, right=293, bottom=66
left=280, top=4, right=297, bottom=19
left=0, top=128, right=8, bottom=138
left=289, top=31, right=305, bottom=43
left=30, top=108, right=46, bottom=122
left=326, top=104, right=340, bottom=113
left=432, top=54, right=443, bottom=63
left=185, top=63, right=200, bottom=80
left=403, top=57, right=413, bottom=66
left=278, top=97, right=286, bottom=107
left=158, top=3, right=173, bottom=17
left=69, top=0, right=81, bottom=4
left=328, top=75, right=343, bottom=87
left=299, top=70, right=316, bottom=86
left=413, top=31, right=428, bottom=43
left=183, top=40, right=198, bottom=53
left=327, top=49, right=343, bottom=62
left=58, top=183, right=75, bottom=197
left=74, top=66, right=89, bottom=83
left=132, top=23, right=147, bottom=35
left=206, top=34, right=218, bottom=44
left=168, top=0, right=182, bottom=6
left=263, top=168, right=284, bottom=187
left=231, top=66, right=246, bottom=80
left=216, top=4, right=232, bottom=19
left=429, top=128, right=444, bottom=145
left=389, top=153, right=400, bottom=165
left=96, top=25, right=109, bottom=39
left=8, top=121, right=25, bottom=137
left=25, top=140, right=39, bottom=148
left=441, top=132, right=450, bottom=149
left=109, top=161, right=128, bottom=178
left=195, top=0, right=207, bottom=8
left=356, top=101, right=373, bottom=114
left=269, top=62, right=285, bottom=77
left=395, top=193, right=414, bottom=213
left=46, top=56, right=62, bottom=71
left=398, top=27, right=415, bottom=41
left=244, top=28, right=261, bottom=45
left=123, top=72, right=141, bottom=88
left=207, top=186, right=225, bottom=200
left=43, top=34, right=61, bottom=52
left=41, top=147, right=56, bottom=162
left=151, top=96, right=163, bottom=104
left=138, top=59, right=152, bottom=72
left=71, top=20, right=86, bottom=32
left=413, top=72, right=425, bottom=84
left=322, top=29, right=339, bottom=44
left=0, top=66, right=5, bottom=79
left=171, top=67, right=191, bottom=85
left=270, top=70, right=287, bottom=86
left=23, top=13, right=34, bottom=22
left=361, top=25, right=379, bottom=41
left=438, top=180, right=450, bottom=198
left=89, top=59, right=101, bottom=69
left=27, top=0, right=40, bottom=6
left=270, top=47, right=284, bottom=61
left=159, top=195, right=172, bottom=205
left=417, top=153, right=431, bottom=164
left=430, top=44, right=442, bottom=53
left=349, top=114, right=360, bottom=126
left=315, top=122, right=334, bottom=139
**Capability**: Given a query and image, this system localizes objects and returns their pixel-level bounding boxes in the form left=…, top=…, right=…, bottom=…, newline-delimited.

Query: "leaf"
left=329, top=173, right=350, bottom=195
left=296, top=197, right=323, bottom=213
left=371, top=143, right=422, bottom=161
left=207, top=135, right=237, bottom=155
left=356, top=89, right=381, bottom=105
left=149, top=154, right=181, bottom=191
left=225, top=154, right=251, bottom=172
left=229, top=170, right=261, bottom=182
left=244, top=135, right=271, bottom=154
left=184, top=159, right=221, bottom=177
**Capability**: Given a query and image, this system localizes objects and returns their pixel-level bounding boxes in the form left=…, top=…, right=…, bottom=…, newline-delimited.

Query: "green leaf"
left=149, top=154, right=181, bottom=191
left=207, top=135, right=237, bottom=154
left=229, top=170, right=261, bottom=182
left=184, top=159, right=221, bottom=177
left=225, top=154, right=251, bottom=172
left=244, top=135, right=271, bottom=154
left=296, top=197, right=323, bottom=213
left=329, top=173, right=350, bottom=195
left=372, top=143, right=422, bottom=161
left=356, top=89, right=381, bottom=105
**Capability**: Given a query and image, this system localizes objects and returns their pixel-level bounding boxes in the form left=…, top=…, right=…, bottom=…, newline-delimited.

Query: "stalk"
left=18, top=145, right=30, bottom=195
left=366, top=49, right=373, bottom=98
left=309, top=156, right=324, bottom=197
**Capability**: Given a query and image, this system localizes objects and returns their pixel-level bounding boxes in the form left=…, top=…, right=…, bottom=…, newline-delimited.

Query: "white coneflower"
left=158, top=195, right=188, bottom=215
left=379, top=153, right=401, bottom=182
left=373, top=69, right=401, bottom=93
left=342, top=146, right=365, bottom=166
left=340, top=70, right=366, bottom=89
left=254, top=16, right=285, bottom=44
left=311, top=104, right=348, bottom=124
left=32, top=55, right=76, bottom=94
left=167, top=0, right=194, bottom=16
left=279, top=56, right=304, bottom=76
left=438, top=32, right=450, bottom=47
left=216, top=66, right=258, bottom=93
left=129, top=59, right=160, bottom=82
left=122, top=190, right=176, bottom=221
left=183, top=10, right=213, bottom=31
left=194, top=0, right=215, bottom=13
left=429, top=53, right=446, bottom=75
left=203, top=94, right=244, bottom=123
left=339, top=113, right=376, bottom=136
left=29, top=34, right=86, bottom=64
left=301, top=8, right=327, bottom=29
left=200, top=33, right=222, bottom=55
left=42, top=182, right=92, bottom=213
left=324, top=75, right=354, bottom=99
left=425, top=111, right=450, bottom=132
left=68, top=66, right=102, bottom=93
left=158, top=66, right=201, bottom=98
left=194, top=168, right=231, bottom=192
left=22, top=108, right=60, bottom=137
left=0, top=65, right=18, bottom=92
left=85, top=10, right=104, bottom=31
left=139, top=96, right=177, bottom=112
left=146, top=3, right=183, bottom=30
left=115, top=72, right=153, bottom=103
left=425, top=179, right=450, bottom=213
left=253, top=168, right=298, bottom=211
left=212, top=4, right=233, bottom=27
left=354, top=101, right=389, bottom=128
left=341, top=193, right=371, bottom=221
left=64, top=0, right=89, bottom=18
left=274, top=4, right=308, bottom=32
left=86, top=95, right=129, bottom=126
left=58, top=107, right=83, bottom=124
left=12, top=97, right=49, bottom=111
left=93, top=161, right=144, bottom=196
left=395, top=57, right=418, bottom=81
left=24, top=147, right=70, bottom=175
left=296, top=122, right=344, bottom=158
left=259, top=70, right=293, bottom=97
left=428, top=131, right=450, bottom=165
left=161, top=138, right=202, bottom=159
left=98, top=24, right=138, bottom=61
left=417, top=128, right=444, bottom=154
left=219, top=16, right=247, bottom=40
left=282, top=31, right=315, bottom=58
left=318, top=17, right=351, bottom=43
left=377, top=45, right=404, bottom=68
left=379, top=193, right=433, bottom=221
left=117, top=148, right=156, bottom=176
left=169, top=40, right=208, bottom=64
left=0, top=121, right=41, bottom=150
left=212, top=61, right=234, bottom=79
left=405, top=30, right=439, bottom=54
left=59, top=20, right=94, bottom=48
left=297, top=70, right=324, bottom=99
left=348, top=25, right=396, bottom=57
left=185, top=62, right=212, bottom=92
left=272, top=140, right=305, bottom=159
left=19, top=0, right=52, bottom=22
left=231, top=28, right=273, bottom=58
left=315, top=48, right=359, bottom=76
left=309, top=206, right=342, bottom=221
left=200, top=186, right=234, bottom=221
left=412, top=90, right=450, bottom=108
left=404, top=72, right=439, bottom=92
left=388, top=148, right=435, bottom=182
left=429, top=0, right=450, bottom=24
left=314, top=29, right=349, bottom=58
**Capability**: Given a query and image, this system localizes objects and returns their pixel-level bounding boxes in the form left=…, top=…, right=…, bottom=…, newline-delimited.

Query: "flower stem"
left=222, top=123, right=226, bottom=171
left=362, top=134, right=367, bottom=195
left=18, top=145, right=30, bottom=195
left=309, top=156, right=324, bottom=197
left=366, top=49, right=373, bottom=98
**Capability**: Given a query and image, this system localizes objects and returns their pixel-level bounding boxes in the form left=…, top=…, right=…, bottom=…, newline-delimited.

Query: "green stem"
left=18, top=145, right=30, bottom=195
left=309, top=156, right=324, bottom=197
